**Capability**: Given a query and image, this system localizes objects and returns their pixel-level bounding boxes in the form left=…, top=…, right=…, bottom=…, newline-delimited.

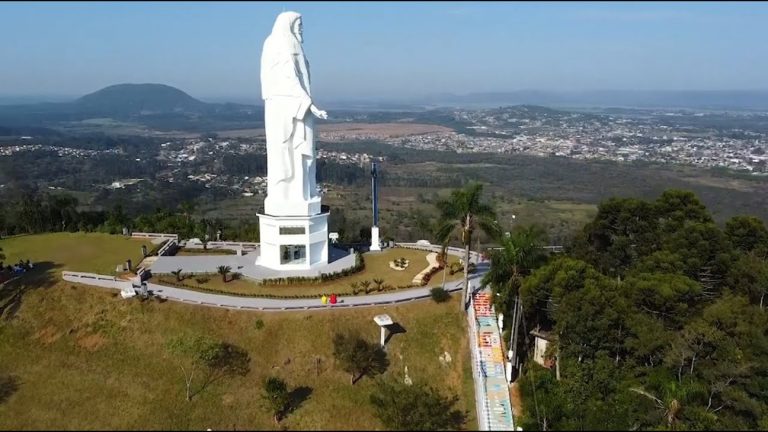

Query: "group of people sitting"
left=0, top=260, right=34, bottom=281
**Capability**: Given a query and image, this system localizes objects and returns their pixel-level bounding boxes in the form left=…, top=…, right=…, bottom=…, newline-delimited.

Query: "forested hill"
left=511, top=189, right=768, bottom=430
left=75, top=84, right=209, bottom=115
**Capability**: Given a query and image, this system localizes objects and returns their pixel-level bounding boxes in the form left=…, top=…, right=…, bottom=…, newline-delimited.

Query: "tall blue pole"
left=371, top=161, right=379, bottom=227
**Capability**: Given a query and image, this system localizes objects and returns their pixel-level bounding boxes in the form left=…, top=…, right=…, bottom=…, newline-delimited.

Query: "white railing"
left=202, top=241, right=259, bottom=249
left=62, top=271, right=133, bottom=290
left=157, top=239, right=177, bottom=256
left=131, top=232, right=178, bottom=240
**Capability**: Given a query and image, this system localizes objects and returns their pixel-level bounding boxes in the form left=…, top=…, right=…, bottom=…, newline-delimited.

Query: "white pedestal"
left=264, top=195, right=322, bottom=217
left=257, top=212, right=329, bottom=270
left=370, top=226, right=381, bottom=251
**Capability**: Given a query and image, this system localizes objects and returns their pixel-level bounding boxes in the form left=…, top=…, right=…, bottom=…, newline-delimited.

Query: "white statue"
left=261, top=11, right=327, bottom=215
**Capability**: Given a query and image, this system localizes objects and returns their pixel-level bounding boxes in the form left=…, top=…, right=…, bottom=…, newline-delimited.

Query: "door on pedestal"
left=280, top=244, right=307, bottom=265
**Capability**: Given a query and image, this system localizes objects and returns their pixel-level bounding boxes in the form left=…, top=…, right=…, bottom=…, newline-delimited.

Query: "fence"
left=131, top=232, right=179, bottom=241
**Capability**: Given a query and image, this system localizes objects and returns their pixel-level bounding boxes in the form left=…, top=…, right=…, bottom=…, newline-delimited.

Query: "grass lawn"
left=0, top=232, right=478, bottom=430
left=0, top=233, right=152, bottom=275
left=164, top=248, right=465, bottom=297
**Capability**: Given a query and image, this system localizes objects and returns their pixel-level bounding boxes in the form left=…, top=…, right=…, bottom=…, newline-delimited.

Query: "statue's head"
left=271, top=11, right=303, bottom=44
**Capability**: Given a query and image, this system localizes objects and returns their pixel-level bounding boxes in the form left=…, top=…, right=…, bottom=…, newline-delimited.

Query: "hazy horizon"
left=2, top=1, right=767, bottom=102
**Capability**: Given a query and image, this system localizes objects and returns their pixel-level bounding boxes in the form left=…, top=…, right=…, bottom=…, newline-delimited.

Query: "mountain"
left=75, top=83, right=209, bottom=115
left=413, top=90, right=768, bottom=111
left=0, top=83, right=263, bottom=132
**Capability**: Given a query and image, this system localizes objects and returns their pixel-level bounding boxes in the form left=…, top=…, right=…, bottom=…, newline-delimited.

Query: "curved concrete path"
left=142, top=246, right=488, bottom=312
left=147, top=272, right=484, bottom=312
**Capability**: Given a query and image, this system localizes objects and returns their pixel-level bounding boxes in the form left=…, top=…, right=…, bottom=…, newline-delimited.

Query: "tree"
left=482, top=225, right=548, bottom=374
left=332, top=332, right=389, bottom=384
left=262, top=377, right=291, bottom=424
left=171, top=268, right=184, bottom=282
left=369, top=379, right=466, bottom=430
left=655, top=189, right=713, bottom=234
left=165, top=335, right=250, bottom=401
left=724, top=215, right=768, bottom=256
left=570, top=197, right=660, bottom=276
left=726, top=252, right=768, bottom=309
left=217, top=265, right=231, bottom=283
left=435, top=182, right=500, bottom=311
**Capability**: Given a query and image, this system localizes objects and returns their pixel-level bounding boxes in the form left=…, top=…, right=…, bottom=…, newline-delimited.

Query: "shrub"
left=430, top=287, right=451, bottom=303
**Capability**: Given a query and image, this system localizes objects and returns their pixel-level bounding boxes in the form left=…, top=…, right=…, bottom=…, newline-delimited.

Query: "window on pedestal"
left=280, top=226, right=305, bottom=235
left=280, top=245, right=306, bottom=265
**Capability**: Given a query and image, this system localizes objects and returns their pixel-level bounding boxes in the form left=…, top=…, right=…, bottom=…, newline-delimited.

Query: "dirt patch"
left=35, top=326, right=61, bottom=345
left=221, top=393, right=235, bottom=406
left=510, top=382, right=524, bottom=420
left=76, top=333, right=107, bottom=352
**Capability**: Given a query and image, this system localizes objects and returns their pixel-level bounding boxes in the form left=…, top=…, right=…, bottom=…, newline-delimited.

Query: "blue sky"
left=1, top=1, right=767, bottom=102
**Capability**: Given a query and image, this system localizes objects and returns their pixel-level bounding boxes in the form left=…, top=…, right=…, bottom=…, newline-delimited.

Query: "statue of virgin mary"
left=261, top=11, right=327, bottom=216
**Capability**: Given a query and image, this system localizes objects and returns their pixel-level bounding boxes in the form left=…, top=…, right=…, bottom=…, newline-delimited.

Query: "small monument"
left=257, top=11, right=330, bottom=270
left=373, top=314, right=393, bottom=349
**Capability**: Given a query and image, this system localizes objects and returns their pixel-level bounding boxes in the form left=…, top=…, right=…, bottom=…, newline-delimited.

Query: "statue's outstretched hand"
left=310, top=105, right=328, bottom=120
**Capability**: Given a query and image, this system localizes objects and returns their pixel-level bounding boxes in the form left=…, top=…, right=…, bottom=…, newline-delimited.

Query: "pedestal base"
left=258, top=212, right=329, bottom=270
left=370, top=226, right=381, bottom=251
left=264, top=195, right=322, bottom=217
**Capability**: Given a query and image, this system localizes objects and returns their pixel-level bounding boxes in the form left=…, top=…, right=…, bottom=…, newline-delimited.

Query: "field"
left=161, top=248, right=464, bottom=297
left=0, top=232, right=152, bottom=275
left=214, top=122, right=453, bottom=139
left=0, top=233, right=477, bottom=430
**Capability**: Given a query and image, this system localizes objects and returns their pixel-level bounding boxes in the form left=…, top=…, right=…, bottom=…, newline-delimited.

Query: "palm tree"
left=630, top=381, right=699, bottom=430
left=481, top=225, right=547, bottom=375
left=171, top=268, right=184, bottom=282
left=372, top=278, right=385, bottom=292
left=349, top=281, right=360, bottom=295
left=217, top=265, right=231, bottom=283
left=435, top=182, right=501, bottom=311
left=360, top=280, right=372, bottom=294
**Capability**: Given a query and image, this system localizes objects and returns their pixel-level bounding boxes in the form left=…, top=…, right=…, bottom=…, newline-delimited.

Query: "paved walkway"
left=146, top=273, right=484, bottom=311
